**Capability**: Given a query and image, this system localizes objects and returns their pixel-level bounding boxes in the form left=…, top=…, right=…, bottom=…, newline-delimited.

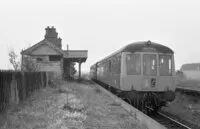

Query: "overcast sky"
left=0, top=0, right=200, bottom=72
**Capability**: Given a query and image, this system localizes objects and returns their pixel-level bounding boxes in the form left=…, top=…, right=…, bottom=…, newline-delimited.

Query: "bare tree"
left=8, top=49, right=20, bottom=71
left=9, top=49, right=40, bottom=72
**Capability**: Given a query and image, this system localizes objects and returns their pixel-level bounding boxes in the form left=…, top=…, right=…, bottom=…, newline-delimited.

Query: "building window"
left=49, top=55, right=61, bottom=61
left=36, top=57, right=43, bottom=62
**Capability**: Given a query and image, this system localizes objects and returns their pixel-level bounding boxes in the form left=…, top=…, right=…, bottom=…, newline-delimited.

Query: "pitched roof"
left=21, top=39, right=65, bottom=55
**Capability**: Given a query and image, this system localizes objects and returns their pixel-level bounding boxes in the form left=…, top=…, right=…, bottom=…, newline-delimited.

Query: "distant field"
left=176, top=74, right=200, bottom=88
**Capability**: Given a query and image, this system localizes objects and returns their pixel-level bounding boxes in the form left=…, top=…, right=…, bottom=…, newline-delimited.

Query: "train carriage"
left=90, top=40, right=176, bottom=113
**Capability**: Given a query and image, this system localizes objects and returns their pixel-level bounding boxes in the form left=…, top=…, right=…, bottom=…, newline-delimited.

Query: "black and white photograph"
left=0, top=0, right=200, bottom=129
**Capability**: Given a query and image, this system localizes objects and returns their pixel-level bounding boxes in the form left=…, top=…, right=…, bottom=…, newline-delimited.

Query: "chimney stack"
left=44, top=26, right=62, bottom=49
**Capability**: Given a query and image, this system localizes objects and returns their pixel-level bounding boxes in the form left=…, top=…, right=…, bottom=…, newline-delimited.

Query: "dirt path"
left=0, top=82, right=147, bottom=129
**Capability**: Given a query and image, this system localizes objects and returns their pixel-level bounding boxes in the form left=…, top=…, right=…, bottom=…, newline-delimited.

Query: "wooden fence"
left=0, top=71, right=48, bottom=113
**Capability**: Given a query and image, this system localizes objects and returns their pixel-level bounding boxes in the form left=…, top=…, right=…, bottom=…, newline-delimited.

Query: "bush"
left=48, top=72, right=64, bottom=88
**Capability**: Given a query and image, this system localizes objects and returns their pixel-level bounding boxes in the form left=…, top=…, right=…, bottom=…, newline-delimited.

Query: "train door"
left=120, top=52, right=143, bottom=91
left=156, top=54, right=176, bottom=91
left=142, top=53, right=157, bottom=90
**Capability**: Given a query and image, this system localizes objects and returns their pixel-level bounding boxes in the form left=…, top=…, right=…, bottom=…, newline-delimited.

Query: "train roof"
left=121, top=41, right=174, bottom=53
left=97, top=41, right=174, bottom=63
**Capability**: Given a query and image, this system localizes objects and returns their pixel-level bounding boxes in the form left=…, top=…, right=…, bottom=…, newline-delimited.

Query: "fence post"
left=46, top=72, right=48, bottom=87
left=21, top=72, right=26, bottom=101
left=41, top=72, right=44, bottom=88
left=10, top=73, right=19, bottom=105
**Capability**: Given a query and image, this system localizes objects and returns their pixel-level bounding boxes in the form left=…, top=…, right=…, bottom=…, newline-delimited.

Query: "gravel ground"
left=0, top=81, right=147, bottom=129
left=162, top=91, right=200, bottom=127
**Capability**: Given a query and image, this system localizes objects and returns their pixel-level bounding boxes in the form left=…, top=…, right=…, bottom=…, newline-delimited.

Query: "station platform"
left=95, top=81, right=166, bottom=129
left=0, top=80, right=166, bottom=129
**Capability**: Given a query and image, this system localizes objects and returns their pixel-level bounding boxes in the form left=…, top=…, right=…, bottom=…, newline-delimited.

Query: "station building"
left=21, top=26, right=87, bottom=80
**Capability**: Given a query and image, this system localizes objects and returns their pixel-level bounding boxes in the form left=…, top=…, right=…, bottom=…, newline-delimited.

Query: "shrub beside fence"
left=0, top=71, right=48, bottom=113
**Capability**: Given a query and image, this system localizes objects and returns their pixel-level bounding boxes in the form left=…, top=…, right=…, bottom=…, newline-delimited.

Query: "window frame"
left=159, top=54, right=173, bottom=76
left=126, top=53, right=141, bottom=75
left=49, top=55, right=61, bottom=61
left=143, top=54, right=157, bottom=76
left=36, top=57, right=43, bottom=62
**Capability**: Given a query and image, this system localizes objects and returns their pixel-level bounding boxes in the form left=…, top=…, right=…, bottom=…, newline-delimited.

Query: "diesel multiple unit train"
left=90, top=41, right=176, bottom=113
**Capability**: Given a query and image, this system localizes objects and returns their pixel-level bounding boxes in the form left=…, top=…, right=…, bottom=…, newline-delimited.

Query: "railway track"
left=176, top=87, right=200, bottom=96
left=145, top=105, right=200, bottom=129
left=150, top=111, right=192, bottom=129
left=89, top=79, right=199, bottom=129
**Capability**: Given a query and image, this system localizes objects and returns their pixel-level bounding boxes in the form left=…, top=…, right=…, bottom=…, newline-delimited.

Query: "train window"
left=111, top=59, right=115, bottom=73
left=117, top=55, right=121, bottom=74
left=126, top=54, right=141, bottom=75
left=159, top=55, right=172, bottom=76
left=109, top=60, right=111, bottom=72
left=143, top=54, right=157, bottom=76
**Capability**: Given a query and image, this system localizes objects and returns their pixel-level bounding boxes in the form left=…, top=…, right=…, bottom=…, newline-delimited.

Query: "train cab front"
left=121, top=48, right=176, bottom=108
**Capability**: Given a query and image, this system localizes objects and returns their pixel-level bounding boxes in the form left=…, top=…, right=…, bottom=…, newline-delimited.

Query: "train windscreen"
left=143, top=54, right=157, bottom=76
left=126, top=54, right=141, bottom=75
left=159, top=55, right=172, bottom=76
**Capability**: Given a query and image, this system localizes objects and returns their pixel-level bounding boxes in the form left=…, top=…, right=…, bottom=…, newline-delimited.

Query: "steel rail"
left=146, top=106, right=192, bottom=129
left=157, top=111, right=192, bottom=129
